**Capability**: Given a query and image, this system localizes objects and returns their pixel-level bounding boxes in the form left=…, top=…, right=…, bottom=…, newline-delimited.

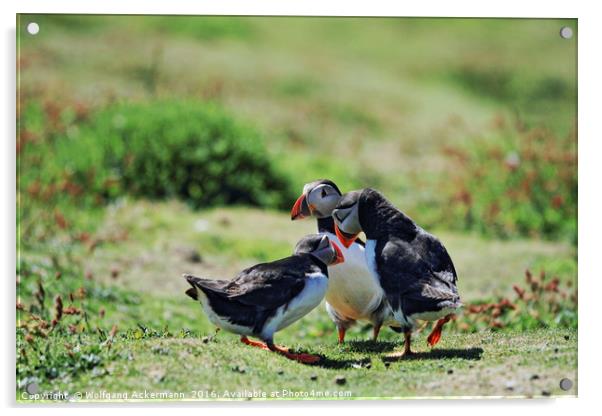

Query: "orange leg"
left=372, top=323, right=382, bottom=341
left=240, top=336, right=270, bottom=350
left=268, top=343, right=320, bottom=364
left=427, top=314, right=453, bottom=347
left=338, top=327, right=346, bottom=344
left=241, top=336, right=291, bottom=352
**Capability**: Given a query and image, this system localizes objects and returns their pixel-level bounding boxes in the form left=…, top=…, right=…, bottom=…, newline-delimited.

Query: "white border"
left=3, top=0, right=599, bottom=414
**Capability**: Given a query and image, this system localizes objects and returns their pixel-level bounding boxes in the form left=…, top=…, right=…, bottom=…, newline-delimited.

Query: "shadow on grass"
left=287, top=346, right=372, bottom=369
left=343, top=340, right=397, bottom=353
left=382, top=347, right=484, bottom=363
left=313, top=356, right=372, bottom=370
left=287, top=343, right=482, bottom=369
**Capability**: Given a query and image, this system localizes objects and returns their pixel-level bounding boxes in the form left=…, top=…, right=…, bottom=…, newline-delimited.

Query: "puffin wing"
left=375, top=239, right=460, bottom=315
left=225, top=256, right=313, bottom=310
left=414, top=230, right=458, bottom=284
left=397, top=275, right=461, bottom=317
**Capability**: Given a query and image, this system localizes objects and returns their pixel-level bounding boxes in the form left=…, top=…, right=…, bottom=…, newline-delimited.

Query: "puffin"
left=291, top=179, right=395, bottom=343
left=331, top=188, right=462, bottom=355
left=183, top=234, right=344, bottom=363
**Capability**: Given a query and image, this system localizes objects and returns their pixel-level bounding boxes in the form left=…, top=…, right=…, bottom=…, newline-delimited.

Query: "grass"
left=18, top=326, right=577, bottom=401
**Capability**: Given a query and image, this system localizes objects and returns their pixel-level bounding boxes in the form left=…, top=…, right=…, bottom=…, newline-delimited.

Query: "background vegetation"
left=17, top=15, right=577, bottom=400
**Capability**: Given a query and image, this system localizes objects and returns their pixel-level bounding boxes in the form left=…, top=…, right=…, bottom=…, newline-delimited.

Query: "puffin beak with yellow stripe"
left=331, top=191, right=363, bottom=248
left=291, top=180, right=342, bottom=221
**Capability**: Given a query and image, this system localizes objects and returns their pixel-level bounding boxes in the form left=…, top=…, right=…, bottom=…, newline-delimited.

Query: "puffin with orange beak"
left=291, top=180, right=397, bottom=343
left=332, top=188, right=462, bottom=356
left=184, top=234, right=344, bottom=364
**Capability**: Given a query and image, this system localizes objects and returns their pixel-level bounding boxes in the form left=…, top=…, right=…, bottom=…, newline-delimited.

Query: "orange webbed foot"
left=426, top=315, right=453, bottom=347
left=240, top=336, right=270, bottom=351
left=427, top=327, right=443, bottom=347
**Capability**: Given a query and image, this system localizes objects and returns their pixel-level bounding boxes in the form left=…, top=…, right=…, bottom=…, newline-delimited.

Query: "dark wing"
left=413, top=230, right=457, bottom=283
left=375, top=238, right=460, bottom=316
left=224, top=256, right=315, bottom=310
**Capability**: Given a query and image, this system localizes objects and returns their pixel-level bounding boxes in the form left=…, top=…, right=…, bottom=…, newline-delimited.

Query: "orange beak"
left=334, top=223, right=359, bottom=248
left=331, top=241, right=345, bottom=265
left=291, top=194, right=309, bottom=220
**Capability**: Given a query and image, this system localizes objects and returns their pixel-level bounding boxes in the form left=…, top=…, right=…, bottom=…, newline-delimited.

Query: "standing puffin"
left=331, top=188, right=461, bottom=355
left=184, top=234, right=344, bottom=363
left=291, top=179, right=394, bottom=343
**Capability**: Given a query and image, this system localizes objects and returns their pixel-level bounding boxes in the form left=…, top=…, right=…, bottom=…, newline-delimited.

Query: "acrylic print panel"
left=16, top=15, right=577, bottom=402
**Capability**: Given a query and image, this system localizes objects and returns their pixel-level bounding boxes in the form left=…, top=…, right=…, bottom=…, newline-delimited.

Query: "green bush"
left=20, top=100, right=295, bottom=211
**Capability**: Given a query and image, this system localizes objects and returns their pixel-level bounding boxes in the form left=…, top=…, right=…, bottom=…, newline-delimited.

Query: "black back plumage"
left=358, top=188, right=460, bottom=316
left=185, top=254, right=326, bottom=333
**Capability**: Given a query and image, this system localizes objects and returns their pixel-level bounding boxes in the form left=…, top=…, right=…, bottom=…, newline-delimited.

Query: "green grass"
left=18, top=325, right=577, bottom=401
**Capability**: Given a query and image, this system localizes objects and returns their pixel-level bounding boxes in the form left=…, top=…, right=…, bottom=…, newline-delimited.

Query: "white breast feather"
left=324, top=234, right=384, bottom=321
left=261, top=272, right=328, bottom=339
left=364, top=239, right=379, bottom=281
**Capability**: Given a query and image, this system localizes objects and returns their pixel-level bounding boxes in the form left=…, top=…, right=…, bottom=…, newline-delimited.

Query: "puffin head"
left=291, top=179, right=342, bottom=220
left=332, top=190, right=362, bottom=248
left=294, top=234, right=344, bottom=266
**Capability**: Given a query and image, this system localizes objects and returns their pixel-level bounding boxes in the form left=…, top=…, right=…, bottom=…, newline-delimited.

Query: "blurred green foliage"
left=438, top=123, right=577, bottom=241
left=146, top=16, right=255, bottom=41
left=448, top=67, right=576, bottom=134
left=19, top=100, right=295, bottom=212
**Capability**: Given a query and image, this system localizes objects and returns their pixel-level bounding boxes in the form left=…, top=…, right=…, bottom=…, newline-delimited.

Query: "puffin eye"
left=321, top=188, right=328, bottom=198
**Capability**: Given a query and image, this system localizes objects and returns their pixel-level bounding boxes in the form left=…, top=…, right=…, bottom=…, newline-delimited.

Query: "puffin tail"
left=183, top=273, right=227, bottom=301
left=184, top=274, right=202, bottom=300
